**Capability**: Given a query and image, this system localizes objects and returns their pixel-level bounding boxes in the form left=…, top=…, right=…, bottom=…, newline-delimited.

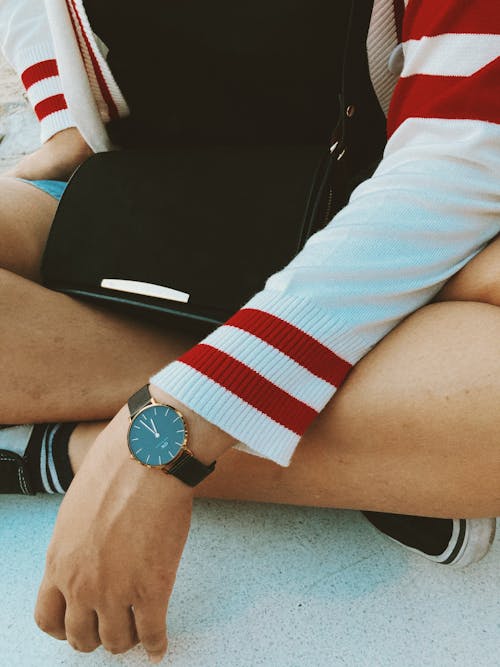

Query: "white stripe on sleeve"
left=202, top=325, right=336, bottom=411
left=402, top=34, right=500, bottom=78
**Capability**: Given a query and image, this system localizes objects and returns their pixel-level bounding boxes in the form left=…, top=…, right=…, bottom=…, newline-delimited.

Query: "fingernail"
left=148, top=654, right=164, bottom=664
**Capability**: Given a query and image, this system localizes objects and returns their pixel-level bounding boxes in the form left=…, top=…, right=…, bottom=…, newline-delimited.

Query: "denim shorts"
left=19, top=179, right=67, bottom=201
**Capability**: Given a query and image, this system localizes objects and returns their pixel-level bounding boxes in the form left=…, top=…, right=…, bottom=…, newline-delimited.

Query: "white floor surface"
left=1, top=497, right=499, bottom=667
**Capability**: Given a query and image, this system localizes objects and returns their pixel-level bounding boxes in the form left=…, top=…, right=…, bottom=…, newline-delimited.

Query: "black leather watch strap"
left=165, top=450, right=216, bottom=487
left=128, top=384, right=152, bottom=418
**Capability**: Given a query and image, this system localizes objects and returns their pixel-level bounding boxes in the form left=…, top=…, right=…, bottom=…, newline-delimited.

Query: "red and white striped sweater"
left=1, top=0, right=499, bottom=465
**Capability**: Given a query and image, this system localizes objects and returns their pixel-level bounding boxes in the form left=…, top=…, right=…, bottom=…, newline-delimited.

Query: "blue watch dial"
left=128, top=404, right=186, bottom=467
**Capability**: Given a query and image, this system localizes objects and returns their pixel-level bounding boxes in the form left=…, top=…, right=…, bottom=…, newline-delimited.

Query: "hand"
left=6, top=127, right=93, bottom=182
left=34, top=385, right=234, bottom=662
left=35, top=401, right=193, bottom=662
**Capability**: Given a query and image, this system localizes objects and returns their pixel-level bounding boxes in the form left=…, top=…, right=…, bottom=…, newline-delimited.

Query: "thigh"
left=312, top=301, right=500, bottom=512
left=0, top=176, right=58, bottom=281
left=0, top=266, right=199, bottom=423
left=199, top=301, right=500, bottom=517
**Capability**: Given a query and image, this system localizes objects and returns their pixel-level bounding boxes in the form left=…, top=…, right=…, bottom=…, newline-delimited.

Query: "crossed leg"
left=1, top=176, right=499, bottom=518
left=0, top=177, right=198, bottom=423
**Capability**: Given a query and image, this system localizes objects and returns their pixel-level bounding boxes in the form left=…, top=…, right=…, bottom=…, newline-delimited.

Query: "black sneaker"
left=0, top=425, right=36, bottom=495
left=362, top=512, right=496, bottom=567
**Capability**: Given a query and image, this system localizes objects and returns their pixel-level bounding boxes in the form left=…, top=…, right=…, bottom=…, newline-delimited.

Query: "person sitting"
left=0, top=0, right=498, bottom=662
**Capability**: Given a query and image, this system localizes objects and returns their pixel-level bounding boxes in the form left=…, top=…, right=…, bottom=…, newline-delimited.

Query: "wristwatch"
left=127, top=385, right=216, bottom=487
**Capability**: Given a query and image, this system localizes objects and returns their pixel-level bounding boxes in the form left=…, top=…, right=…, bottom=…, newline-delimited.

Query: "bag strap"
left=303, top=0, right=384, bottom=240
left=333, top=0, right=386, bottom=206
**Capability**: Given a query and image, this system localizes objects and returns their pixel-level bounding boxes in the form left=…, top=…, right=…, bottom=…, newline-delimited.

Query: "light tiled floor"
left=1, top=56, right=499, bottom=667
left=1, top=496, right=499, bottom=667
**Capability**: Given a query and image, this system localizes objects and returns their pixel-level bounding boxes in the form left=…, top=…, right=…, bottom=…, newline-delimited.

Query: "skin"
left=36, top=390, right=233, bottom=662
left=5, top=127, right=94, bottom=183
left=2, top=129, right=499, bottom=661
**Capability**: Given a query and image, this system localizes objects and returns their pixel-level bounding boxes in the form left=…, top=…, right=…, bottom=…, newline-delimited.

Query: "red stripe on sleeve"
left=34, top=94, right=68, bottom=121
left=387, top=57, right=500, bottom=137
left=179, top=344, right=318, bottom=435
left=21, top=60, right=59, bottom=90
left=226, top=309, right=352, bottom=387
left=68, top=0, right=119, bottom=120
left=404, top=0, right=500, bottom=41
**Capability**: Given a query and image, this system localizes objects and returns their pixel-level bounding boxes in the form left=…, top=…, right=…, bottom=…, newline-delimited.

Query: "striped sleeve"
left=152, top=0, right=500, bottom=466
left=19, top=50, right=73, bottom=142
left=64, top=0, right=129, bottom=124
left=0, top=0, right=74, bottom=142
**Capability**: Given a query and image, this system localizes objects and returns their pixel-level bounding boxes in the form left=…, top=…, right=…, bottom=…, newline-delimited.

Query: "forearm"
left=6, top=126, right=93, bottom=181
left=0, top=0, right=74, bottom=141
left=152, top=131, right=500, bottom=465
left=151, top=1, right=500, bottom=466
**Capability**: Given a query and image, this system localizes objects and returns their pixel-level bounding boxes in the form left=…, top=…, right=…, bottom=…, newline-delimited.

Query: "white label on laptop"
left=101, top=279, right=190, bottom=303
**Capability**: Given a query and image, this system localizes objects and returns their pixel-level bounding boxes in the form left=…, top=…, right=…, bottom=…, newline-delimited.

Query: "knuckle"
left=134, top=569, right=173, bottom=602
left=65, top=574, right=94, bottom=601
left=34, top=614, right=63, bottom=638
left=81, top=642, right=101, bottom=654
left=66, top=586, right=90, bottom=604
left=104, top=641, right=133, bottom=655
left=100, top=628, right=137, bottom=655
left=44, top=549, right=58, bottom=573
left=133, top=581, right=155, bottom=601
left=68, top=639, right=100, bottom=654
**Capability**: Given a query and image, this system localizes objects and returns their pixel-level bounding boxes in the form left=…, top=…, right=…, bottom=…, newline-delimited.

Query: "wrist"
left=49, top=127, right=93, bottom=163
left=149, top=384, right=236, bottom=466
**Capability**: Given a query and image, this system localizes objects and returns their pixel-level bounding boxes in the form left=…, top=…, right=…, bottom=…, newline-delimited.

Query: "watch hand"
left=150, top=418, right=159, bottom=435
left=140, top=420, right=157, bottom=435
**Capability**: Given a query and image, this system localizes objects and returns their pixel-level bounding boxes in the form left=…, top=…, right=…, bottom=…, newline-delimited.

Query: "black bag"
left=41, top=144, right=336, bottom=334
left=42, top=0, right=385, bottom=335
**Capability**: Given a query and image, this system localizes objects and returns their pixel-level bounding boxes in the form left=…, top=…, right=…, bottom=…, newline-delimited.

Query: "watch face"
left=128, top=404, right=187, bottom=467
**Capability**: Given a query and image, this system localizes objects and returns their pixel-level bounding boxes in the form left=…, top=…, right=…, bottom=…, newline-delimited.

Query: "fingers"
left=133, top=602, right=169, bottom=663
left=34, top=581, right=67, bottom=640
left=35, top=588, right=167, bottom=660
left=65, top=607, right=100, bottom=653
left=97, top=605, right=139, bottom=655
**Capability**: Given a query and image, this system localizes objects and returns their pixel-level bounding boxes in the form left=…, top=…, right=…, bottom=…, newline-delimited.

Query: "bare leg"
left=0, top=177, right=197, bottom=422
left=0, top=177, right=57, bottom=281
left=67, top=299, right=500, bottom=518
left=0, top=268, right=195, bottom=422
left=2, top=177, right=500, bottom=517
left=198, top=301, right=500, bottom=518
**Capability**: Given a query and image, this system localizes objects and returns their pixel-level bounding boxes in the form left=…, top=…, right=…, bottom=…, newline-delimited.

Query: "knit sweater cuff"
left=15, top=43, right=75, bottom=143
left=151, top=291, right=370, bottom=466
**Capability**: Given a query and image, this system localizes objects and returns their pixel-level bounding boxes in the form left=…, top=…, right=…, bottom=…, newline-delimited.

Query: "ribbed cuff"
left=152, top=361, right=302, bottom=466
left=11, top=43, right=57, bottom=77
left=71, top=0, right=130, bottom=118
left=151, top=291, right=370, bottom=466
left=14, top=43, right=75, bottom=142
left=39, top=107, right=75, bottom=143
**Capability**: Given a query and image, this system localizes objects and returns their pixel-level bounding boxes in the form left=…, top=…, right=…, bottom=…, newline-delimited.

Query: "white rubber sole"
left=445, top=518, right=497, bottom=568
left=384, top=518, right=497, bottom=568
